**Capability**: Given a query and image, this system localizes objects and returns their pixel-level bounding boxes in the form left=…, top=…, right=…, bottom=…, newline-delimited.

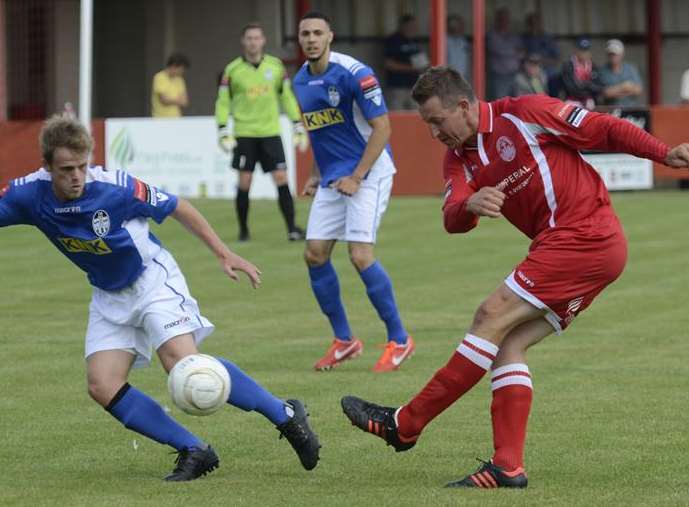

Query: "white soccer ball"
left=167, top=354, right=231, bottom=416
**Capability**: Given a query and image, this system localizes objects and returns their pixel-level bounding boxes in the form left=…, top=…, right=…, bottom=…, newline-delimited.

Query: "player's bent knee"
left=88, top=379, right=124, bottom=407
left=304, top=247, right=327, bottom=267
left=348, top=251, right=374, bottom=272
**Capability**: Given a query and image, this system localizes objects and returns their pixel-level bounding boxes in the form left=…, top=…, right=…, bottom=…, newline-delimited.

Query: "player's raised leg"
left=445, top=318, right=552, bottom=489
left=87, top=348, right=217, bottom=482
left=342, top=285, right=544, bottom=448
left=305, top=238, right=363, bottom=371
left=349, top=242, right=414, bottom=372
left=158, top=334, right=321, bottom=471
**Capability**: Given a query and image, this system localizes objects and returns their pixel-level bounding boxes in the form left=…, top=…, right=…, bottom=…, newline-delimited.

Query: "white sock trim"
left=456, top=333, right=499, bottom=370
left=491, top=363, right=533, bottom=391
left=491, top=363, right=530, bottom=379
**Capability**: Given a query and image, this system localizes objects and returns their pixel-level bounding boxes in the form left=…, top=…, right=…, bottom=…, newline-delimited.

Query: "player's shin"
left=359, top=261, right=407, bottom=343
left=215, top=357, right=291, bottom=425
left=106, top=383, right=204, bottom=451
left=308, top=261, right=352, bottom=339
left=397, top=334, right=498, bottom=439
left=490, top=363, right=533, bottom=472
left=277, top=184, right=296, bottom=231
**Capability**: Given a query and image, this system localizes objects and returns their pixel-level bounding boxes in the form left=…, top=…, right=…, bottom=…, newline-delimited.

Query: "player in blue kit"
left=0, top=115, right=320, bottom=481
left=293, top=12, right=415, bottom=372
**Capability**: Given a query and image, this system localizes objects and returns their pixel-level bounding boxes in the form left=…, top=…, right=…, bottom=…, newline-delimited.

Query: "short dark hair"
left=412, top=66, right=476, bottom=107
left=300, top=10, right=331, bottom=27
left=166, top=52, right=190, bottom=68
left=241, top=22, right=263, bottom=36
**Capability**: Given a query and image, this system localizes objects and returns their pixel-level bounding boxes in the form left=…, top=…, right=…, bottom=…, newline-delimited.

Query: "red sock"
left=490, top=363, right=533, bottom=472
left=397, top=334, right=498, bottom=439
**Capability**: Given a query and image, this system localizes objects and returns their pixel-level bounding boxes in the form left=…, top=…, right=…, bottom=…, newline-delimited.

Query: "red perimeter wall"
left=1, top=110, right=688, bottom=191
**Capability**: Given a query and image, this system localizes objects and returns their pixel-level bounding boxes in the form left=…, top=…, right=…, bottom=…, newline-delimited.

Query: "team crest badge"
left=264, top=69, right=273, bottom=80
left=92, top=209, right=110, bottom=237
left=497, top=136, right=516, bottom=162
left=328, top=86, right=340, bottom=107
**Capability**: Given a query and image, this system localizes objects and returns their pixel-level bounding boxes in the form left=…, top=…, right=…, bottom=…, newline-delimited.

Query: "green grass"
left=1, top=192, right=688, bottom=506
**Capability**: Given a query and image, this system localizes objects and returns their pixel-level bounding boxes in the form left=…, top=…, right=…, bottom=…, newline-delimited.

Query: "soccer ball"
left=168, top=354, right=231, bottom=416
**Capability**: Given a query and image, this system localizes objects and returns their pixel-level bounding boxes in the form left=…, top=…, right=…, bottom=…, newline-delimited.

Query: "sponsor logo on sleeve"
left=133, top=178, right=168, bottom=206
left=561, top=105, right=588, bottom=127
left=360, top=75, right=383, bottom=105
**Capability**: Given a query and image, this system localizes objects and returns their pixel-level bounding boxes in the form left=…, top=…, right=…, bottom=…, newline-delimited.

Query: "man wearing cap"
left=599, top=39, right=643, bottom=107
left=561, top=37, right=603, bottom=109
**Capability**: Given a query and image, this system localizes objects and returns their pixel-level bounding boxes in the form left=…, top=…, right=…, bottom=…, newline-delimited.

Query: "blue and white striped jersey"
left=0, top=166, right=178, bottom=290
left=293, top=51, right=396, bottom=186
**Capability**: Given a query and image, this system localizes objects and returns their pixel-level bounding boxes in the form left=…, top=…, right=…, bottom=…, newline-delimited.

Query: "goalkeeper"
left=216, top=22, right=309, bottom=242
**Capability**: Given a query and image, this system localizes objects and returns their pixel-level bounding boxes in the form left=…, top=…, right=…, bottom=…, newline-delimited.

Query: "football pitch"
left=1, top=191, right=688, bottom=506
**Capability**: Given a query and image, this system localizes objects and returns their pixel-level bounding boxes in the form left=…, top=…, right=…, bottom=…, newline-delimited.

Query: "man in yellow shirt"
left=152, top=53, right=190, bottom=117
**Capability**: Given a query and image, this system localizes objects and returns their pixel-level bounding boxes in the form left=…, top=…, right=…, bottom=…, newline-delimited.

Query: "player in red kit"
left=341, top=67, right=689, bottom=488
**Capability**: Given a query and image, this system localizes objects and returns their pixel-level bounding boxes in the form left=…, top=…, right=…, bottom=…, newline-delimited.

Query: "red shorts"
left=505, top=207, right=627, bottom=333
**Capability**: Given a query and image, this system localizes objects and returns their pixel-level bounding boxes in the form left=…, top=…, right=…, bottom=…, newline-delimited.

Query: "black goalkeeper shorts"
left=232, top=136, right=286, bottom=173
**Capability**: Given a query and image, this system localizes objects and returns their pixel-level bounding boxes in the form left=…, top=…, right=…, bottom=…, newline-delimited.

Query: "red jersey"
left=443, top=95, right=669, bottom=239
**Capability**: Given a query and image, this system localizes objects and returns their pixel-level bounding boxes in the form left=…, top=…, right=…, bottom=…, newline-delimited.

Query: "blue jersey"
left=0, top=166, right=178, bottom=291
left=293, top=51, right=396, bottom=186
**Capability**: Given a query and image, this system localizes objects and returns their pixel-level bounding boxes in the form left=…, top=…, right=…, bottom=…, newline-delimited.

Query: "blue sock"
left=106, top=383, right=204, bottom=451
left=359, top=261, right=408, bottom=344
left=308, top=261, right=352, bottom=340
left=215, top=357, right=289, bottom=426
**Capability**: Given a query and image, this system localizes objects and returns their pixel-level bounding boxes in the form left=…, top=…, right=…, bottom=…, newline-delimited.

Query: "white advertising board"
left=582, top=153, right=653, bottom=191
left=105, top=116, right=295, bottom=199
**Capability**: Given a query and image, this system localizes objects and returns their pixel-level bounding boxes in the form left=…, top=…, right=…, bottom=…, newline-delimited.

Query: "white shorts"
left=306, top=175, right=393, bottom=243
left=84, top=249, right=215, bottom=368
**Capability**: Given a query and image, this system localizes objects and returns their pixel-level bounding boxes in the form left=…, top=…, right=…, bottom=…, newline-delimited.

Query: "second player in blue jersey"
left=293, top=11, right=415, bottom=372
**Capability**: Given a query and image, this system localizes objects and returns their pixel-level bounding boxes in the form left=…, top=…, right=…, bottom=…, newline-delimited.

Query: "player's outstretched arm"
left=172, top=198, right=261, bottom=288
left=664, top=143, right=689, bottom=168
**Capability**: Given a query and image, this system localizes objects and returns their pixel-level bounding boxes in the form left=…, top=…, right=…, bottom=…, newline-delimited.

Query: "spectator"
left=151, top=53, right=190, bottom=117
left=599, top=39, right=643, bottom=107
left=384, top=14, right=429, bottom=110
left=447, top=14, right=471, bottom=81
left=522, top=12, right=560, bottom=79
left=560, top=37, right=603, bottom=110
left=681, top=68, right=689, bottom=105
left=486, top=7, right=523, bottom=100
left=512, top=53, right=548, bottom=96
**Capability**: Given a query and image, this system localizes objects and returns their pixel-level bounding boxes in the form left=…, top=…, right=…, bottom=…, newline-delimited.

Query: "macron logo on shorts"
left=163, top=316, right=191, bottom=330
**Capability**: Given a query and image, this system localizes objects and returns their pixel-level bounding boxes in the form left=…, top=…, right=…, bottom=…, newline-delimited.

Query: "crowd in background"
left=151, top=7, right=689, bottom=118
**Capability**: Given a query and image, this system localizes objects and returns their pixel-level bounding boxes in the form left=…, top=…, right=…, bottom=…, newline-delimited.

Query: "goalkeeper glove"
left=293, top=122, right=309, bottom=152
left=218, top=125, right=237, bottom=153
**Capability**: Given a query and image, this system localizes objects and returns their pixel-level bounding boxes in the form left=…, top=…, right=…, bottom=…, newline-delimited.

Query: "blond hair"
left=40, top=115, right=93, bottom=164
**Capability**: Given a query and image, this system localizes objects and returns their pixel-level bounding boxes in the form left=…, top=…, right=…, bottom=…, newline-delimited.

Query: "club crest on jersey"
left=497, top=136, right=516, bottom=162
left=264, top=68, right=274, bottom=81
left=328, top=86, right=341, bottom=107
left=92, top=210, right=110, bottom=237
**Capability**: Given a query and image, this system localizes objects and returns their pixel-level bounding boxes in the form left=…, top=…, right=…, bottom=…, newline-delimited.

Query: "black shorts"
left=232, top=136, right=286, bottom=173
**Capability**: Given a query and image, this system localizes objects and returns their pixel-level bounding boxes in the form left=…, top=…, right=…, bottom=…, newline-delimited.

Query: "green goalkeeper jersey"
left=215, top=55, right=301, bottom=137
